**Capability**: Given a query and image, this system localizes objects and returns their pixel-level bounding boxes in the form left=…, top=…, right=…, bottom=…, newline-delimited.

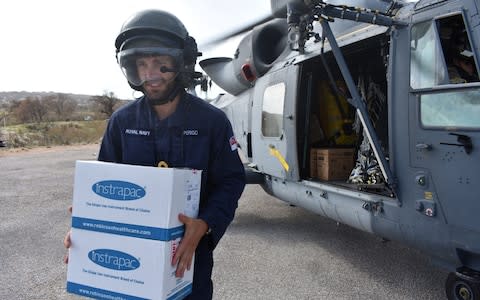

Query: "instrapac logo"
left=88, top=249, right=140, bottom=271
left=92, top=180, right=146, bottom=201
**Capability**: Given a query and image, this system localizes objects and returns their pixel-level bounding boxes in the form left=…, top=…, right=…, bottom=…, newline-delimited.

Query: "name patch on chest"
left=125, top=129, right=151, bottom=136
left=183, top=129, right=199, bottom=136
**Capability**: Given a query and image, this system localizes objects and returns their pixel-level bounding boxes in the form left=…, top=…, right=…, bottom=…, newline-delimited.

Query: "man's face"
left=136, top=55, right=177, bottom=100
left=459, top=58, right=475, bottom=76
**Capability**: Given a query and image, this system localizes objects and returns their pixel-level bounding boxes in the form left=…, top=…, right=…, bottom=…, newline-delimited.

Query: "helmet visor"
left=118, top=47, right=183, bottom=86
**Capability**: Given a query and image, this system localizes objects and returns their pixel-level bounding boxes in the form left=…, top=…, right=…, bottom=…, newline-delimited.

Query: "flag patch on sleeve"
left=229, top=136, right=238, bottom=151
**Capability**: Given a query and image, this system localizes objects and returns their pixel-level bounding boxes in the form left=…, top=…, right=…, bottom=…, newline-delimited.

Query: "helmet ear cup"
left=183, top=36, right=198, bottom=68
left=178, top=35, right=199, bottom=87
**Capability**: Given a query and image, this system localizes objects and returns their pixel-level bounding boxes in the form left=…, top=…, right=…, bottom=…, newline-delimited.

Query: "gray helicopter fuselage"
left=209, top=0, right=480, bottom=273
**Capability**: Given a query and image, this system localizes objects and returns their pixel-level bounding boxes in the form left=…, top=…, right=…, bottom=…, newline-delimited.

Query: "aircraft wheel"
left=446, top=268, right=480, bottom=300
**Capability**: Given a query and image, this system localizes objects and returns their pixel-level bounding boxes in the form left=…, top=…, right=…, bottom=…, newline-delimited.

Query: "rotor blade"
left=200, top=14, right=273, bottom=50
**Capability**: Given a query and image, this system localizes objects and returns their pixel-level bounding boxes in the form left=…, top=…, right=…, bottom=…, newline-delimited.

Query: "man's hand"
left=63, top=230, right=72, bottom=263
left=63, top=206, right=73, bottom=264
left=172, top=213, right=208, bottom=278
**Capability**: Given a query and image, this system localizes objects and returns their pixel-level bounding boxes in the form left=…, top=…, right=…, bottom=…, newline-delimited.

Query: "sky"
left=0, top=0, right=271, bottom=99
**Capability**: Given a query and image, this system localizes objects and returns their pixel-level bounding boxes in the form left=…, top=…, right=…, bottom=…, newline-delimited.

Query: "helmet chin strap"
left=146, top=81, right=184, bottom=106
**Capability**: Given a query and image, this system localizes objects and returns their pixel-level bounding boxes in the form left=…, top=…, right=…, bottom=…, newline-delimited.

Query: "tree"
left=0, top=102, right=11, bottom=126
left=90, top=91, right=121, bottom=118
left=12, top=97, right=48, bottom=123
left=44, top=93, right=77, bottom=121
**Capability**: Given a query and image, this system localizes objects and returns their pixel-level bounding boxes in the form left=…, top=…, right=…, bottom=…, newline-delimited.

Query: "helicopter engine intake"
left=200, top=19, right=288, bottom=95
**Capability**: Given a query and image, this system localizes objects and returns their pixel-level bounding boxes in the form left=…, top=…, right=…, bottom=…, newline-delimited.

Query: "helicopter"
left=194, top=0, right=480, bottom=299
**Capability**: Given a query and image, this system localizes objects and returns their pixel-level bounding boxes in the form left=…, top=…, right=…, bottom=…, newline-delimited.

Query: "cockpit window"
left=410, top=20, right=448, bottom=88
left=411, top=14, right=480, bottom=129
left=410, top=14, right=479, bottom=88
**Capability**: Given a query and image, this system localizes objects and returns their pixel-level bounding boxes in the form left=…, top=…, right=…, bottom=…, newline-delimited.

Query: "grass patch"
left=2, top=120, right=107, bottom=148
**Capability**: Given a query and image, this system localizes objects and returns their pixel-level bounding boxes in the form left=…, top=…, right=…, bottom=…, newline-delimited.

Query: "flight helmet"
left=115, top=9, right=199, bottom=92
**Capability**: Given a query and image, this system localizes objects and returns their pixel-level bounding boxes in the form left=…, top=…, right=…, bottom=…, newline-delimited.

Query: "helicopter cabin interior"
left=296, top=32, right=390, bottom=192
left=295, top=13, right=478, bottom=194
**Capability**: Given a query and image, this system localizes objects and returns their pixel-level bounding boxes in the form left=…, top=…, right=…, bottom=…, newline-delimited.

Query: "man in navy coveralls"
left=65, top=9, right=245, bottom=300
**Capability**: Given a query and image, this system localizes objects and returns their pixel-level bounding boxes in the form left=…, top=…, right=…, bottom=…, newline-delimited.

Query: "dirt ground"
left=0, top=143, right=448, bottom=300
left=0, top=143, right=100, bottom=157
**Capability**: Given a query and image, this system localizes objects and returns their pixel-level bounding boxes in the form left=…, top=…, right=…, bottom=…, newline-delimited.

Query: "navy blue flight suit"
left=98, top=92, right=246, bottom=299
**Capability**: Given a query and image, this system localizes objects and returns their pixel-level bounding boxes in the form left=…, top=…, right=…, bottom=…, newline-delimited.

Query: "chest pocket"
left=182, top=128, right=211, bottom=170
left=122, top=132, right=156, bottom=166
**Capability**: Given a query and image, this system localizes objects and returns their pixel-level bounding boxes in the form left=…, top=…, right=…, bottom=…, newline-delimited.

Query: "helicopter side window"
left=420, top=89, right=480, bottom=128
left=262, top=82, right=285, bottom=137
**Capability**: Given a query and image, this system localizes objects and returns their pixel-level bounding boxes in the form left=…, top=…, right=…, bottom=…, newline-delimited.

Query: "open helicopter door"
left=408, top=5, right=480, bottom=251
left=251, top=64, right=300, bottom=181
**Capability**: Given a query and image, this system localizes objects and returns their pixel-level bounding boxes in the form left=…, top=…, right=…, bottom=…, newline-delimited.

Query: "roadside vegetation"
left=4, top=121, right=107, bottom=148
left=0, top=91, right=127, bottom=149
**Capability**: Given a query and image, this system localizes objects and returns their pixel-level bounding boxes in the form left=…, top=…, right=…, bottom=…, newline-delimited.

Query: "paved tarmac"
left=0, top=144, right=448, bottom=300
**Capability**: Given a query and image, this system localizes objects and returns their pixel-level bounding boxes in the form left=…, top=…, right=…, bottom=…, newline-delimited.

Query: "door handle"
left=415, top=143, right=432, bottom=150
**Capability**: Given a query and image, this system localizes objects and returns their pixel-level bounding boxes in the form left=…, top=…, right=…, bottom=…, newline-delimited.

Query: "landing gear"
left=446, top=267, right=480, bottom=300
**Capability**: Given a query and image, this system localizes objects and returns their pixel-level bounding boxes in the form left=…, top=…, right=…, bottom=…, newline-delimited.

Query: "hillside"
left=0, top=91, right=126, bottom=148
left=0, top=91, right=94, bottom=104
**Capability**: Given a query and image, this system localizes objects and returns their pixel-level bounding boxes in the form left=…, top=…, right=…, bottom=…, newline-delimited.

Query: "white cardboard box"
left=67, top=230, right=191, bottom=300
left=71, top=161, right=201, bottom=239
left=67, top=160, right=201, bottom=300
